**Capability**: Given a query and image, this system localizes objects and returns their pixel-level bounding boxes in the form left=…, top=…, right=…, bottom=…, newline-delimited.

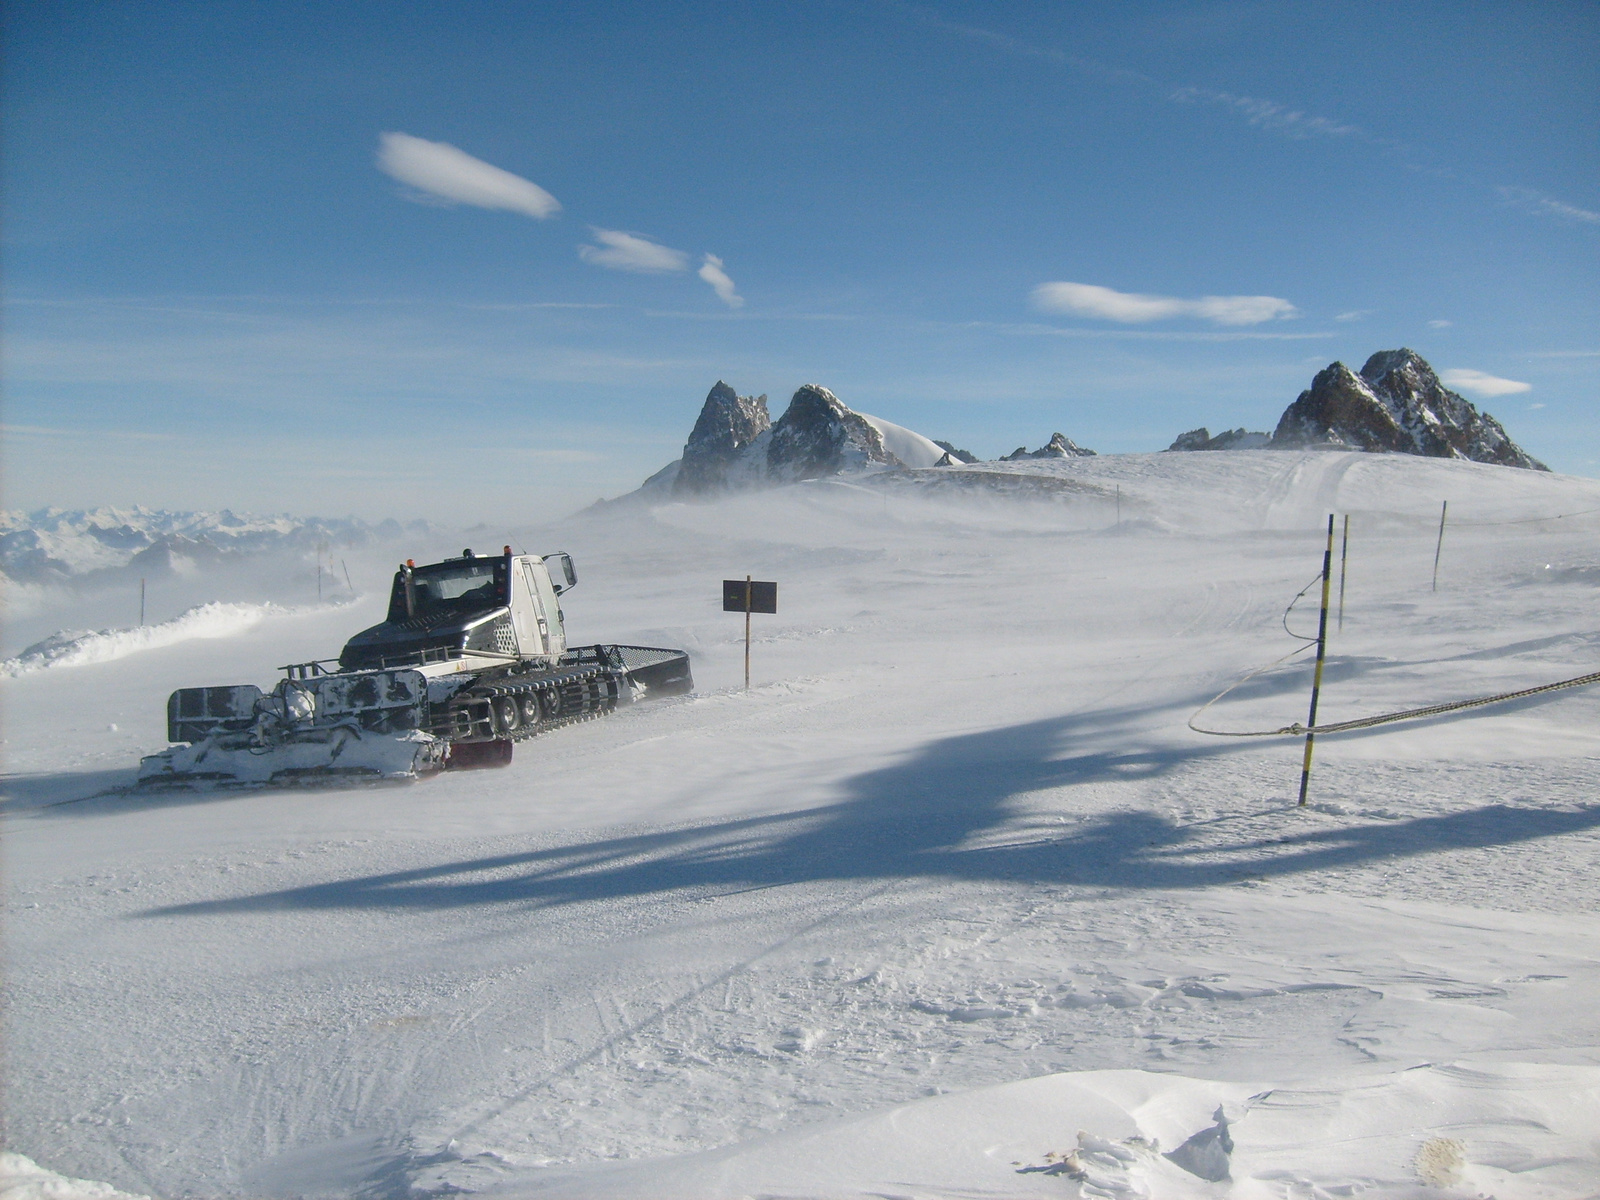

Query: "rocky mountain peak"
left=1359, top=347, right=1436, bottom=393
left=1000, top=432, right=1097, bottom=461
left=765, top=385, right=901, bottom=481
left=674, top=382, right=771, bottom=494
left=1167, top=427, right=1272, bottom=452
left=1273, top=349, right=1546, bottom=470
left=933, top=440, right=978, bottom=465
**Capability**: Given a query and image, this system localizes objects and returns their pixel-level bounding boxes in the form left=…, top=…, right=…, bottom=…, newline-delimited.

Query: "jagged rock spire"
left=674, top=382, right=771, bottom=494
left=1273, top=348, right=1546, bottom=470
left=1000, top=432, right=1097, bottom=461
left=764, top=385, right=901, bottom=481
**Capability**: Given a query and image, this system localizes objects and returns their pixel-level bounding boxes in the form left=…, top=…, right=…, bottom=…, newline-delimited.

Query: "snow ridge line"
left=1, top=601, right=301, bottom=677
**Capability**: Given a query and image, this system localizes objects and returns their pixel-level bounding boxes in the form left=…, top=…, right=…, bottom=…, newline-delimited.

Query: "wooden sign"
left=722, top=579, right=777, bottom=614
left=724, top=576, right=777, bottom=691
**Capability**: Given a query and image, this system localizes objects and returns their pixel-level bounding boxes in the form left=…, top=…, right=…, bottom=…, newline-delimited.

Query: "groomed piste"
left=3, top=448, right=1599, bottom=1198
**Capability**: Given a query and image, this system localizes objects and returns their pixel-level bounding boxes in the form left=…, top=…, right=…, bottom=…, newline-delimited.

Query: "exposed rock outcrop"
left=766, top=385, right=901, bottom=481
left=933, top=440, right=978, bottom=465
left=1167, top=427, right=1272, bottom=452
left=1000, top=433, right=1097, bottom=461
left=655, top=383, right=909, bottom=495
left=1273, top=349, right=1546, bottom=470
left=673, top=382, right=771, bottom=494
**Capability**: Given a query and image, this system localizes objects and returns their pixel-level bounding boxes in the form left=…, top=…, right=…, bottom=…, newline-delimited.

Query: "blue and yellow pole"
left=1298, top=514, right=1336, bottom=806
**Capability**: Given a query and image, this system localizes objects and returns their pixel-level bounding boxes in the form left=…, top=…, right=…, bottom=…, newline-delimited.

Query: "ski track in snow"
left=3, top=451, right=1600, bottom=1199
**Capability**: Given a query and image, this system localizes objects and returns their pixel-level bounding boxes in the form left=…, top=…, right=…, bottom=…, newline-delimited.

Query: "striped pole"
left=1337, top=514, right=1349, bottom=632
left=1298, top=514, right=1336, bottom=806
left=1431, top=500, right=1448, bottom=592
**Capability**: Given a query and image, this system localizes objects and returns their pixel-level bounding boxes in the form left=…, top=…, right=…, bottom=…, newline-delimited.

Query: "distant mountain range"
left=0, top=508, right=426, bottom=588
left=7, top=351, right=1546, bottom=587
left=631, top=348, right=1546, bottom=500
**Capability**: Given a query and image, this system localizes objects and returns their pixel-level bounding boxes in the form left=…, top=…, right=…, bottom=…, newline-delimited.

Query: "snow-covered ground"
left=3, top=450, right=1599, bottom=1199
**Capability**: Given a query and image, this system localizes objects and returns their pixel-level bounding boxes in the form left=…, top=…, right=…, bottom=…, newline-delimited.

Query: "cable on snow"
left=1188, top=565, right=1600, bottom=738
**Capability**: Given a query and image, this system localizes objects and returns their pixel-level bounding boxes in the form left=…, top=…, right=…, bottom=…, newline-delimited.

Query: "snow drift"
left=1, top=602, right=293, bottom=677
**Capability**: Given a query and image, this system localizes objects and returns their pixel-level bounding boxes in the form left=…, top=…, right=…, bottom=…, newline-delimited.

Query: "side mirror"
left=543, top=552, right=577, bottom=594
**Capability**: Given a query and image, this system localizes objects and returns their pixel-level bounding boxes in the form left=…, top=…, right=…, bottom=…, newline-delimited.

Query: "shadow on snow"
left=138, top=690, right=1600, bottom=919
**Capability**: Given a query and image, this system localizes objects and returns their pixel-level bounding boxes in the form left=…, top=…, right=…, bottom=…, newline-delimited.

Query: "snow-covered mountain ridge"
left=0, top=507, right=427, bottom=587
left=635, top=349, right=1547, bottom=502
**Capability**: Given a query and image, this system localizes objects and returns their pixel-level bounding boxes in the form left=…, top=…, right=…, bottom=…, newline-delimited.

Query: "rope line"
left=1191, top=664, right=1600, bottom=738
left=1450, top=507, right=1600, bottom=527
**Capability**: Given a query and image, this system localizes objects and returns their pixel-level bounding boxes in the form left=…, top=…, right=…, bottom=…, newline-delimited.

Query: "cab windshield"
left=391, top=559, right=507, bottom=620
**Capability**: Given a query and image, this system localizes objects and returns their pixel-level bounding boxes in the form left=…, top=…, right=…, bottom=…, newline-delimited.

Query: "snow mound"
left=501, top=1063, right=1600, bottom=1198
left=1, top=601, right=289, bottom=677
left=858, top=412, right=948, bottom=468
left=0, top=1154, right=149, bottom=1200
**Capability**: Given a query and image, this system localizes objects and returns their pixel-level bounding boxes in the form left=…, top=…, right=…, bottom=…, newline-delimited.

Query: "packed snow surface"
left=4, top=450, right=1600, bottom=1199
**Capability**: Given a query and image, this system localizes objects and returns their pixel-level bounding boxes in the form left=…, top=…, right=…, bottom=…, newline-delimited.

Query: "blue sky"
left=5, top=1, right=1597, bottom=521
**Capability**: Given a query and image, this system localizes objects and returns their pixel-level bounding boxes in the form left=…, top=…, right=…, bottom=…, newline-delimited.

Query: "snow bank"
left=1, top=601, right=290, bottom=677
left=0, top=1155, right=148, bottom=1200
left=858, top=413, right=948, bottom=468
left=508, top=1063, right=1600, bottom=1198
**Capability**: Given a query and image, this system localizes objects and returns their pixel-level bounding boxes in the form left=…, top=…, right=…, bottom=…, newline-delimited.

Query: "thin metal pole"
left=1298, top=514, right=1336, bottom=806
left=342, top=559, right=353, bottom=591
left=744, top=574, right=752, bottom=693
left=1337, top=514, right=1349, bottom=632
left=1431, top=500, right=1448, bottom=592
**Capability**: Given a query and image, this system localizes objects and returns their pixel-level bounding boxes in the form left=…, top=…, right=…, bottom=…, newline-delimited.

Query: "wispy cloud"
left=376, top=132, right=561, bottom=219
left=697, top=254, right=744, bottom=308
left=1170, top=87, right=1361, bottom=140
left=1440, top=369, right=1531, bottom=398
left=898, top=9, right=1589, bottom=237
left=1428, top=319, right=1452, bottom=329
left=1335, top=309, right=1373, bottom=322
left=578, top=228, right=689, bottom=273
left=1498, top=187, right=1600, bottom=226
left=891, top=2, right=1153, bottom=85
left=1032, top=281, right=1298, bottom=326
left=2, top=423, right=172, bottom=441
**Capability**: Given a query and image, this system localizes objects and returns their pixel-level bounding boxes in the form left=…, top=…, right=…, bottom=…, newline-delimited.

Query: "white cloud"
left=1031, top=281, right=1297, bottom=326
left=1170, top=87, right=1361, bottom=139
left=376, top=132, right=561, bottom=219
left=1498, top=187, right=1600, bottom=225
left=697, top=254, right=744, bottom=308
left=1440, top=369, right=1532, bottom=398
left=1428, top=319, right=1452, bottom=328
left=1335, top=309, right=1373, bottom=322
left=578, top=228, right=689, bottom=273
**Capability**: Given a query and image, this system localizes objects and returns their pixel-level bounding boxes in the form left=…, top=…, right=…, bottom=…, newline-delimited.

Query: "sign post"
left=723, top=577, right=778, bottom=692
